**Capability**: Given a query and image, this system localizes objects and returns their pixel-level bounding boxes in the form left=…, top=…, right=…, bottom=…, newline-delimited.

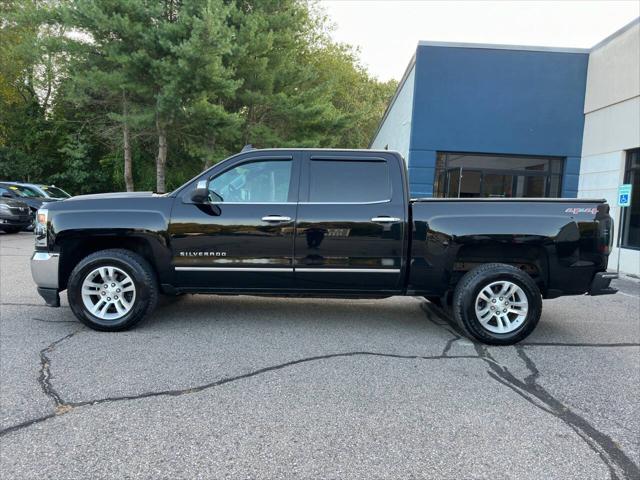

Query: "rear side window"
left=308, top=160, right=390, bottom=202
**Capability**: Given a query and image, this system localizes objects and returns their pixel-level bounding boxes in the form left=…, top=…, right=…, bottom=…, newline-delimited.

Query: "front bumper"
left=0, top=214, right=32, bottom=228
left=589, top=272, right=618, bottom=296
left=31, top=252, right=60, bottom=307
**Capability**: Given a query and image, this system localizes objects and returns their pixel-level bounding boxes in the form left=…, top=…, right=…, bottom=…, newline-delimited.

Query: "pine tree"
left=65, top=0, right=239, bottom=193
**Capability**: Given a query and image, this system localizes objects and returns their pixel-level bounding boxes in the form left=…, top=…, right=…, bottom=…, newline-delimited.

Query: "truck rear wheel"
left=67, top=249, right=158, bottom=331
left=453, top=263, right=542, bottom=345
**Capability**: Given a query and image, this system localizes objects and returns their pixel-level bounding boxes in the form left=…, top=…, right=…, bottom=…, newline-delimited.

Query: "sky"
left=320, top=0, right=640, bottom=81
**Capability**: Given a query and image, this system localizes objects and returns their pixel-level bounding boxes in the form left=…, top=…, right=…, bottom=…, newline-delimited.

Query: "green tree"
left=1, top=0, right=398, bottom=194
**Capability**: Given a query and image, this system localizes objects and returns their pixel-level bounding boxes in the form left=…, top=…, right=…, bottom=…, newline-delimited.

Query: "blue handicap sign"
left=618, top=184, right=632, bottom=207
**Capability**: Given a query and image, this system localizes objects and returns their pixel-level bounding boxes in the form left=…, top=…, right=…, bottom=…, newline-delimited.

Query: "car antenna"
left=240, top=144, right=254, bottom=153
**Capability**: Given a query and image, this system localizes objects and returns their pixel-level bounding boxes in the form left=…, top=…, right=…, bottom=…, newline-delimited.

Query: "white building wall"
left=579, top=20, right=640, bottom=276
left=370, top=65, right=415, bottom=160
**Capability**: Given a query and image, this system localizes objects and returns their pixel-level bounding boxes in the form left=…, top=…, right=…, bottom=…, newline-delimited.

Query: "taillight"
left=597, top=216, right=613, bottom=255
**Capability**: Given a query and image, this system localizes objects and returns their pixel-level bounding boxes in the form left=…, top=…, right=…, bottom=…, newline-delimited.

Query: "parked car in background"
left=0, top=182, right=59, bottom=230
left=0, top=197, right=32, bottom=233
left=7, top=182, right=71, bottom=199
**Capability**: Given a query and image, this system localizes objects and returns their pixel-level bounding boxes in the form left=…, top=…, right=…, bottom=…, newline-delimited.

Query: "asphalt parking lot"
left=0, top=231, right=639, bottom=479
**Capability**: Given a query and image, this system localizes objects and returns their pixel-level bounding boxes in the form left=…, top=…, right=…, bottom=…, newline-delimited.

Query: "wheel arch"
left=451, top=242, right=549, bottom=294
left=57, top=234, right=162, bottom=290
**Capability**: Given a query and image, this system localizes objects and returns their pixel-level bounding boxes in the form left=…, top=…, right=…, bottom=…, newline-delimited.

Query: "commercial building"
left=578, top=20, right=639, bottom=275
left=371, top=18, right=640, bottom=275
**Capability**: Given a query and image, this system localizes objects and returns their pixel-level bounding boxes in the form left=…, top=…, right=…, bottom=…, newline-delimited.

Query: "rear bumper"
left=588, top=272, right=618, bottom=296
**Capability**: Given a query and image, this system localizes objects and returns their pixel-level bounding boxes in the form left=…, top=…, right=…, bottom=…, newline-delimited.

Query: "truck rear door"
left=293, top=152, right=406, bottom=293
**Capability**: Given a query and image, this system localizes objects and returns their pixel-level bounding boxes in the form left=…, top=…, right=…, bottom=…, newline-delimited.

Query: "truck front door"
left=169, top=151, right=300, bottom=291
left=293, top=152, right=406, bottom=293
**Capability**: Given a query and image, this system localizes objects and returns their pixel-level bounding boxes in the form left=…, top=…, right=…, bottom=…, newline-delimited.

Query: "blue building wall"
left=406, top=44, right=589, bottom=197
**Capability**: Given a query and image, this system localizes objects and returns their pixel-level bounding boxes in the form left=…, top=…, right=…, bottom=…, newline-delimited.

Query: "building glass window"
left=433, top=152, right=564, bottom=198
left=622, top=148, right=640, bottom=249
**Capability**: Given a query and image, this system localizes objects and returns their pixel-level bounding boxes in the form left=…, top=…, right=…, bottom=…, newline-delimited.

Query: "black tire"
left=453, top=263, right=542, bottom=345
left=67, top=249, right=158, bottom=331
left=0, top=227, right=22, bottom=234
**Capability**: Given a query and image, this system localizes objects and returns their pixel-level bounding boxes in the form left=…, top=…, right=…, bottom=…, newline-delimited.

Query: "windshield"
left=6, top=185, right=41, bottom=198
left=40, top=185, right=70, bottom=198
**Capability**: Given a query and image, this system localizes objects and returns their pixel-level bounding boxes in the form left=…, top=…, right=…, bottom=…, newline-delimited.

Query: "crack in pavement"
left=420, top=302, right=465, bottom=359
left=38, top=330, right=82, bottom=412
left=0, top=339, right=480, bottom=437
left=2, top=303, right=638, bottom=480
left=420, top=301, right=640, bottom=480
left=476, top=344, right=640, bottom=480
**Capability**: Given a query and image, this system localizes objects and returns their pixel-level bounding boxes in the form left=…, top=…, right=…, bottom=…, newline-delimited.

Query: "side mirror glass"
left=191, top=180, right=209, bottom=203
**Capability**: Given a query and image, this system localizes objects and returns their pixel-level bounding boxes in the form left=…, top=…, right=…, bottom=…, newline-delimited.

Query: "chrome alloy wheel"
left=474, top=280, right=528, bottom=334
left=81, top=266, right=136, bottom=320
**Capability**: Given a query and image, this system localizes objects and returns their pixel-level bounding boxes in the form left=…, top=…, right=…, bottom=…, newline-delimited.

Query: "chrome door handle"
left=261, top=215, right=292, bottom=222
left=371, top=216, right=401, bottom=223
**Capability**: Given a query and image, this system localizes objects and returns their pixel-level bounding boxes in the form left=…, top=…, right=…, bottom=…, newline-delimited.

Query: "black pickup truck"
left=31, top=149, right=616, bottom=344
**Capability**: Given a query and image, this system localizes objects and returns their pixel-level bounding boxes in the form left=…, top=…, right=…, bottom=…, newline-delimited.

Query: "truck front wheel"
left=67, top=249, right=158, bottom=331
left=453, top=263, right=542, bottom=345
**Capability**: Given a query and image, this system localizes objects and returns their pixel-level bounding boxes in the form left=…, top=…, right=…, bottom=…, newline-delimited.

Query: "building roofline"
left=591, top=16, right=639, bottom=51
left=417, top=40, right=590, bottom=54
left=369, top=21, right=639, bottom=148
left=368, top=52, right=417, bottom=148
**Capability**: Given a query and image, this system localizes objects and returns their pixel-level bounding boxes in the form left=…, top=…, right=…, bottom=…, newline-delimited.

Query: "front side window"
left=308, top=160, right=390, bottom=203
left=622, top=148, right=640, bottom=249
left=208, top=160, right=292, bottom=203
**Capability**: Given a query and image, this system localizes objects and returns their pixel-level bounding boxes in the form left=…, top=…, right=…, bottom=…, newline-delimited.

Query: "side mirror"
left=1, top=192, right=13, bottom=198
left=191, top=180, right=209, bottom=203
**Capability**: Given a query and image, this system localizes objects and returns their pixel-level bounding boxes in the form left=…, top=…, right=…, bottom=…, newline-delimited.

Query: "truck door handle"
left=261, top=215, right=292, bottom=223
left=371, top=216, right=401, bottom=223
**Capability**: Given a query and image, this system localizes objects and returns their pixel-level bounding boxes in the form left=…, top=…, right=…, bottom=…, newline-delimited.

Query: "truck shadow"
left=147, top=294, right=454, bottom=343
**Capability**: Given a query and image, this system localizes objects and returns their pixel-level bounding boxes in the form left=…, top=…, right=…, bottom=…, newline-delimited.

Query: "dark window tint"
left=309, top=160, right=390, bottom=202
left=622, top=148, right=640, bottom=249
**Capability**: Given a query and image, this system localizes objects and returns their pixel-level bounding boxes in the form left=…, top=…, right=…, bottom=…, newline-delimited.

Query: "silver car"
left=7, top=182, right=71, bottom=199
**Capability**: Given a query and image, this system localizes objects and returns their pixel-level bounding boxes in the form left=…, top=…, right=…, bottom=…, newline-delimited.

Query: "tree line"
left=0, top=0, right=396, bottom=194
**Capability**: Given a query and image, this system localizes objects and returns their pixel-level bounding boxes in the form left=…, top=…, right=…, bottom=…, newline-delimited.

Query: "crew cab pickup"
left=31, top=149, right=616, bottom=344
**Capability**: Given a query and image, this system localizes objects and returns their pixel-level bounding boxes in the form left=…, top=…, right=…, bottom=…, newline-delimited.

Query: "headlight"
left=0, top=203, right=10, bottom=211
left=35, top=208, right=48, bottom=246
left=37, top=209, right=48, bottom=225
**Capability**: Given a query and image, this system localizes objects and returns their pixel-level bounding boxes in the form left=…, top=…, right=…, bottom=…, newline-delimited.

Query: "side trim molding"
left=174, top=267, right=401, bottom=273
left=296, top=268, right=400, bottom=273
left=175, top=267, right=294, bottom=272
